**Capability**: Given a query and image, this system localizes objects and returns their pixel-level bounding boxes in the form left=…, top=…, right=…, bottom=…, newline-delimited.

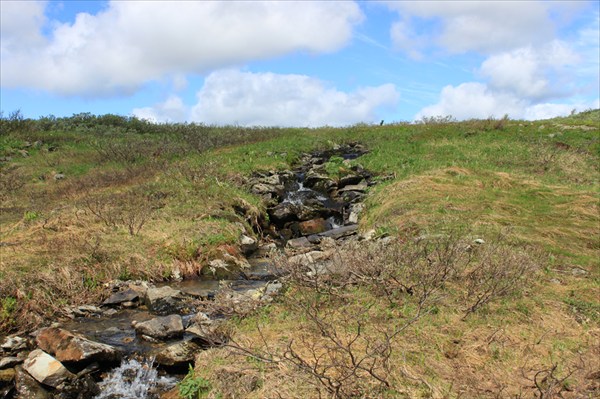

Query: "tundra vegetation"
left=0, top=109, right=598, bottom=397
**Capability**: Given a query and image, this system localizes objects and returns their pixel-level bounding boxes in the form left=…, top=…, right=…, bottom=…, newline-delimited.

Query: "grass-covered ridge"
left=1, top=111, right=598, bottom=397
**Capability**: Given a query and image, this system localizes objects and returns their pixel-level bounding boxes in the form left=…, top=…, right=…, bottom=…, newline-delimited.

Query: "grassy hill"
left=1, top=110, right=598, bottom=397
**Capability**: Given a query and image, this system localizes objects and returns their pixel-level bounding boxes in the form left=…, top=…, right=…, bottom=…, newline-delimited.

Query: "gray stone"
left=473, top=238, right=485, bottom=245
left=338, top=174, right=364, bottom=187
left=240, top=235, right=258, bottom=255
left=1, top=336, right=28, bottom=352
left=288, top=251, right=330, bottom=266
left=23, top=350, right=74, bottom=388
left=0, top=356, right=22, bottom=369
left=144, top=286, right=182, bottom=313
left=286, top=237, right=312, bottom=248
left=36, top=327, right=122, bottom=364
left=14, top=366, right=51, bottom=399
left=338, top=181, right=368, bottom=192
left=102, top=289, right=140, bottom=306
left=133, top=315, right=184, bottom=340
left=317, top=225, right=358, bottom=240
left=154, top=340, right=203, bottom=367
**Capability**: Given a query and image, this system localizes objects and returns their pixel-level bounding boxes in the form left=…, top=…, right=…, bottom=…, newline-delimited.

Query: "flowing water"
left=94, top=358, right=178, bottom=399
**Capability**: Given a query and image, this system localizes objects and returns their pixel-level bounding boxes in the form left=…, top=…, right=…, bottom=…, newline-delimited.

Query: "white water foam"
left=94, top=358, right=177, bottom=399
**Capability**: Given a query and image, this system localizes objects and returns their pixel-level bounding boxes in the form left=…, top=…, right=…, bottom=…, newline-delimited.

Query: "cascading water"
left=94, top=358, right=178, bottom=399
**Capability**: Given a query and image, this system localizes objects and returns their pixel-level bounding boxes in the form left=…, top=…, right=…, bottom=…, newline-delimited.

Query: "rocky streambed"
left=0, top=143, right=382, bottom=399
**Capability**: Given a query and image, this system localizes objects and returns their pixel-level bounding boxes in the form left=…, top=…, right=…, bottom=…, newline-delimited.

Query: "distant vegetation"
left=1, top=109, right=598, bottom=397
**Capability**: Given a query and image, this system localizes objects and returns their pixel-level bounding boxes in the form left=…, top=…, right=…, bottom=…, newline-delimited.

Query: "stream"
left=0, top=143, right=374, bottom=399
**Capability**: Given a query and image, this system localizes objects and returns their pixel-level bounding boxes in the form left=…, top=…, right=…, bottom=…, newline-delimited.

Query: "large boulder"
left=133, top=315, right=184, bottom=340
left=202, top=253, right=250, bottom=280
left=36, top=328, right=121, bottom=364
left=154, top=340, right=203, bottom=367
left=22, top=350, right=74, bottom=388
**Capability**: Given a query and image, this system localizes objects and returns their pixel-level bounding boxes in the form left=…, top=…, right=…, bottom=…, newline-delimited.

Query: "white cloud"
left=136, top=70, right=399, bottom=127
left=1, top=1, right=363, bottom=96
left=479, top=41, right=579, bottom=101
left=415, top=83, right=525, bottom=120
left=415, top=82, right=598, bottom=121
left=0, top=0, right=47, bottom=54
left=132, top=96, right=188, bottom=123
left=385, top=1, right=579, bottom=55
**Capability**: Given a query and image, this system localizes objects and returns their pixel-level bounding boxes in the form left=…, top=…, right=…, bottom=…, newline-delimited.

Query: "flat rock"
left=36, top=327, right=121, bottom=364
left=14, top=366, right=51, bottom=399
left=133, top=315, right=184, bottom=340
left=154, top=340, right=203, bottom=367
left=308, top=224, right=358, bottom=243
left=23, top=350, right=74, bottom=388
left=102, top=289, right=140, bottom=306
left=0, top=356, right=22, bottom=369
left=338, top=174, right=364, bottom=187
left=1, top=336, right=28, bottom=352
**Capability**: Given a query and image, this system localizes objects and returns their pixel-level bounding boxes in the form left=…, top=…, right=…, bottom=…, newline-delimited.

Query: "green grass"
left=0, top=111, right=598, bottom=396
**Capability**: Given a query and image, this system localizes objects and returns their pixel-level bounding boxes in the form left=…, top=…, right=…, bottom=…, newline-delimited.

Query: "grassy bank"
left=1, top=110, right=598, bottom=397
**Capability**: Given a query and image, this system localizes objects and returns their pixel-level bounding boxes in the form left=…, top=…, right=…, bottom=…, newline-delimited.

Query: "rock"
left=296, top=203, right=328, bottom=221
left=240, top=235, right=258, bottom=255
left=36, top=327, right=122, bottom=364
left=1, top=336, right=29, bottom=352
left=473, top=238, right=485, bottom=245
left=263, top=281, right=283, bottom=297
left=154, top=340, right=203, bottom=367
left=0, top=367, right=15, bottom=383
left=53, top=173, right=65, bottom=180
left=23, top=350, right=74, bottom=388
left=251, top=183, right=282, bottom=195
left=313, top=180, right=337, bottom=194
left=55, top=374, right=100, bottom=399
left=144, top=286, right=182, bottom=313
left=288, top=251, right=330, bottom=266
left=571, top=267, right=588, bottom=276
left=269, top=202, right=298, bottom=223
left=258, top=174, right=281, bottom=186
left=298, top=218, right=328, bottom=236
left=338, top=174, right=364, bottom=187
left=347, top=203, right=364, bottom=224
left=338, top=180, right=369, bottom=193
left=315, top=225, right=358, bottom=240
left=339, top=191, right=365, bottom=203
left=303, top=171, right=330, bottom=188
left=185, top=324, right=220, bottom=345
left=133, top=315, right=184, bottom=340
left=286, top=236, right=312, bottom=248
left=203, top=253, right=250, bottom=280
left=0, top=356, right=22, bottom=369
left=360, top=229, right=377, bottom=241
left=14, top=366, right=51, bottom=399
left=102, top=289, right=140, bottom=306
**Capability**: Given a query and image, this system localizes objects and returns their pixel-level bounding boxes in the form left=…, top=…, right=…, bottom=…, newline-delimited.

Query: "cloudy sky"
left=1, top=0, right=598, bottom=126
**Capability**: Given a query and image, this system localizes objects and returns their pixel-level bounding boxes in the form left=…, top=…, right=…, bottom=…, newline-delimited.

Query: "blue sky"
left=1, top=0, right=598, bottom=126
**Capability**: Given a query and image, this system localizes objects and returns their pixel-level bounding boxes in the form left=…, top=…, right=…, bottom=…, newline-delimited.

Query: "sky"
left=1, top=0, right=598, bottom=126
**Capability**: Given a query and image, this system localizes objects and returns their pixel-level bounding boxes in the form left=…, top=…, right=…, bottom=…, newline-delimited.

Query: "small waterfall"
left=94, top=358, right=178, bottom=399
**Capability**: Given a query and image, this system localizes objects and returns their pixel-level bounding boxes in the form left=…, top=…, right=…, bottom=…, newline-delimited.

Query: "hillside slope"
left=1, top=111, right=598, bottom=397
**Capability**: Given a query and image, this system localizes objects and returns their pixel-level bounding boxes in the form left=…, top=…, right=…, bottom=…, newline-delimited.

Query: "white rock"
left=23, top=350, right=74, bottom=388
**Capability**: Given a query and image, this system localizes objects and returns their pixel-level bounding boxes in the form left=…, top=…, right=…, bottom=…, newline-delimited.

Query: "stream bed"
left=0, top=143, right=375, bottom=399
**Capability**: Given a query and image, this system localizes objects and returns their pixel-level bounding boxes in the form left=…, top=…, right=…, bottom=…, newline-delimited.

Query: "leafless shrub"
left=0, top=164, right=26, bottom=202
left=79, top=187, right=164, bottom=235
left=463, top=242, right=539, bottom=318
